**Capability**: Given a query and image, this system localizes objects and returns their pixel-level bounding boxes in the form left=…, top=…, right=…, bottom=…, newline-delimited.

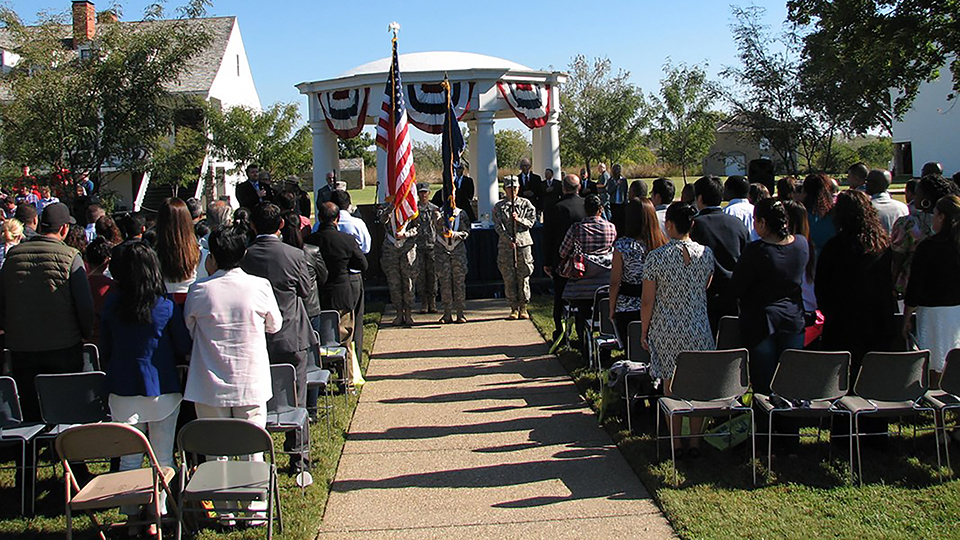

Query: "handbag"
left=558, top=237, right=586, bottom=279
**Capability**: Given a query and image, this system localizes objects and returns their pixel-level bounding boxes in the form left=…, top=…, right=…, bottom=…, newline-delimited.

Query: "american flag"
left=376, top=34, right=417, bottom=228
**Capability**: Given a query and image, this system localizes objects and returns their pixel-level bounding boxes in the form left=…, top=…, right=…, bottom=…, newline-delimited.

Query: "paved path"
left=318, top=299, right=675, bottom=539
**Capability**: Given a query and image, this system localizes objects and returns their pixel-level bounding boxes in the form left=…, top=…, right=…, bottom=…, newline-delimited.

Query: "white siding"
left=892, top=68, right=960, bottom=177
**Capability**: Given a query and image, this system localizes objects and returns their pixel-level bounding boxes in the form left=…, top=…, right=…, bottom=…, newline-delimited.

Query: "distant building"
left=702, top=116, right=778, bottom=177
left=0, top=1, right=261, bottom=211
left=891, top=68, right=960, bottom=178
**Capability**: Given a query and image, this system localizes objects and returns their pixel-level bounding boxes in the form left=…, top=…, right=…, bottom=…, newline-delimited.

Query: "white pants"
left=115, top=404, right=180, bottom=516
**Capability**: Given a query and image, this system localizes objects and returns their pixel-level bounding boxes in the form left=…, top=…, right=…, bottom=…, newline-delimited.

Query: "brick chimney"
left=72, top=1, right=95, bottom=46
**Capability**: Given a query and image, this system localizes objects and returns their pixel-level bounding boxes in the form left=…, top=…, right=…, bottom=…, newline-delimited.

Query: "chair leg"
left=65, top=504, right=72, bottom=540
left=944, top=411, right=953, bottom=474
left=18, top=443, right=26, bottom=516
left=845, top=412, right=854, bottom=484
left=275, top=468, right=284, bottom=533
left=767, top=411, right=775, bottom=481
left=855, top=414, right=863, bottom=486
left=669, top=413, right=677, bottom=485
left=750, top=409, right=757, bottom=485
left=930, top=412, right=943, bottom=482
left=625, top=377, right=633, bottom=433
left=267, top=470, right=275, bottom=540
left=655, top=403, right=661, bottom=460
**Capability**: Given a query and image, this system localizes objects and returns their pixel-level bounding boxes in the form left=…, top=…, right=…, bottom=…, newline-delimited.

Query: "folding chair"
left=306, top=331, right=333, bottom=436
left=924, top=349, right=960, bottom=473
left=623, top=321, right=654, bottom=433
left=715, top=316, right=741, bottom=350
left=55, top=423, right=178, bottom=540
left=0, top=377, right=45, bottom=515
left=82, top=343, right=100, bottom=372
left=33, top=371, right=110, bottom=514
left=592, top=297, right=621, bottom=375
left=318, top=310, right=349, bottom=405
left=657, top=349, right=755, bottom=485
left=177, top=418, right=282, bottom=539
left=838, top=350, right=941, bottom=484
left=753, top=350, right=852, bottom=480
left=267, top=364, right=312, bottom=487
left=584, top=286, right=610, bottom=369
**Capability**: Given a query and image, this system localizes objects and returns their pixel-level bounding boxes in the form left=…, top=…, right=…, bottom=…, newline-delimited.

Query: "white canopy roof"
left=338, top=51, right=533, bottom=78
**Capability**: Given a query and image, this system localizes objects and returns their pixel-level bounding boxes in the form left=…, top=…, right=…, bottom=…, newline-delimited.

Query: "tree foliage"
left=650, top=62, right=720, bottom=181
left=788, top=0, right=960, bottom=133
left=412, top=140, right=442, bottom=171
left=338, top=132, right=376, bottom=167
left=205, top=102, right=312, bottom=180
left=559, top=55, right=648, bottom=177
left=0, top=2, right=214, bottom=188
left=148, top=125, right=207, bottom=192
left=494, top=129, right=529, bottom=172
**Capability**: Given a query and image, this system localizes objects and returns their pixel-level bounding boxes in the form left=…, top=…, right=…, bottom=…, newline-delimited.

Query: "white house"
left=891, top=67, right=960, bottom=177
left=0, top=1, right=261, bottom=211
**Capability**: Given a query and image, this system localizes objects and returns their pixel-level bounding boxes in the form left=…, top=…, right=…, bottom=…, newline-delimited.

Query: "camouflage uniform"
left=415, top=201, right=440, bottom=312
left=435, top=207, right=470, bottom=317
left=493, top=194, right=536, bottom=310
left=380, top=209, right=418, bottom=317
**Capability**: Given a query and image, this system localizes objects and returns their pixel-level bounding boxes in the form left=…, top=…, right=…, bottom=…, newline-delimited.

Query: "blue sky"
left=8, top=0, right=790, bottom=139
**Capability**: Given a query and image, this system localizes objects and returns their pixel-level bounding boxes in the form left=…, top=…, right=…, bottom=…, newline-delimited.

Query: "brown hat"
left=39, top=202, right=76, bottom=232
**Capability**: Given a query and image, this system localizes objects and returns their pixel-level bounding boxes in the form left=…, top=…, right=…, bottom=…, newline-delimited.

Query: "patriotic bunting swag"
left=318, top=88, right=370, bottom=139
left=376, top=30, right=418, bottom=229
left=496, top=82, right=552, bottom=129
left=405, top=82, right=474, bottom=134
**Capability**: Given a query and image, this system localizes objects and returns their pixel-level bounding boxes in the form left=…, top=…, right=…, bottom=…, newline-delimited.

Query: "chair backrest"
left=715, top=316, right=741, bottom=350
left=940, top=349, right=960, bottom=397
left=626, top=321, right=650, bottom=364
left=35, top=371, right=109, bottom=425
left=55, top=422, right=152, bottom=463
left=318, top=310, right=341, bottom=347
left=591, top=286, right=609, bottom=321
left=597, top=297, right=617, bottom=336
left=267, top=364, right=299, bottom=414
left=178, top=418, right=275, bottom=459
left=82, top=343, right=100, bottom=372
left=671, top=349, right=750, bottom=402
left=770, top=350, right=850, bottom=402
left=0, top=376, right=23, bottom=428
left=854, top=350, right=929, bottom=402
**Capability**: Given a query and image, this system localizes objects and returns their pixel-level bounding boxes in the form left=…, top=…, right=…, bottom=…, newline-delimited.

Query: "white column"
left=475, top=110, right=498, bottom=221
left=376, top=145, right=387, bottom=203
left=542, top=84, right=561, bottom=178
left=531, top=128, right=543, bottom=173
left=467, top=121, right=479, bottom=174
left=311, top=121, right=339, bottom=197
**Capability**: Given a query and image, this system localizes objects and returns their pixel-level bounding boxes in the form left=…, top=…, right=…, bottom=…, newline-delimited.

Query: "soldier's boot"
left=518, top=305, right=529, bottom=320
left=427, top=299, right=438, bottom=313
left=391, top=311, right=403, bottom=325
left=402, top=308, right=415, bottom=327
left=507, top=307, right=519, bottom=320
left=456, top=310, right=467, bottom=324
left=439, top=310, right=453, bottom=324
left=420, top=304, right=429, bottom=314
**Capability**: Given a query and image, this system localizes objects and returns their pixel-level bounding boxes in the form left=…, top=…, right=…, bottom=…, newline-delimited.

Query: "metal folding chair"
left=267, top=364, right=312, bottom=488
left=0, top=377, right=45, bottom=515
left=318, top=310, right=349, bottom=405
left=307, top=330, right=333, bottom=436
left=925, top=349, right=960, bottom=472
left=715, top=316, right=741, bottom=350
left=623, top=321, right=655, bottom=433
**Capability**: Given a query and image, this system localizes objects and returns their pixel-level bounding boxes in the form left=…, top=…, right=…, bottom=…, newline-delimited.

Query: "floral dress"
left=642, top=239, right=716, bottom=379
left=891, top=211, right=934, bottom=295
left=613, top=237, right=646, bottom=313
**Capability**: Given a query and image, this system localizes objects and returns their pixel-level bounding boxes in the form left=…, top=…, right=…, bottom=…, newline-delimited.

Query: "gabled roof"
left=0, top=15, right=236, bottom=95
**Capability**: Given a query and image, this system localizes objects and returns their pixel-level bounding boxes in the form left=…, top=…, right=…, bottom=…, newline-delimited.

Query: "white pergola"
left=296, top=51, right=567, bottom=217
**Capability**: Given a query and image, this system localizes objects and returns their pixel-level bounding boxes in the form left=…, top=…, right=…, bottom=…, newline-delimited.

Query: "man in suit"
left=606, top=163, right=629, bottom=234
left=543, top=174, right=587, bottom=343
left=241, top=202, right=316, bottom=474
left=316, top=171, right=337, bottom=208
left=235, top=164, right=274, bottom=210
left=432, top=163, right=476, bottom=222
left=536, top=168, right=563, bottom=219
left=517, top=157, right=541, bottom=206
left=305, top=202, right=369, bottom=387
left=690, top=175, right=750, bottom=334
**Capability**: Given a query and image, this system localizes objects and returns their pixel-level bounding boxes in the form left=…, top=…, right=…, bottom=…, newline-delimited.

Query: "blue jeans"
left=751, top=331, right=805, bottom=395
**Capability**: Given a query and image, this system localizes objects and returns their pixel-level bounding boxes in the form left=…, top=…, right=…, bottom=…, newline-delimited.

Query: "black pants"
left=552, top=274, right=569, bottom=340
left=614, top=310, right=642, bottom=358
left=571, top=299, right=593, bottom=359
left=351, top=274, right=364, bottom=357
left=271, top=348, right=310, bottom=470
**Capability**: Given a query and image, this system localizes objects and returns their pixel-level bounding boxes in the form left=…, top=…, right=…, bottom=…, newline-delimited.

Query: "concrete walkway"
left=318, top=299, right=675, bottom=539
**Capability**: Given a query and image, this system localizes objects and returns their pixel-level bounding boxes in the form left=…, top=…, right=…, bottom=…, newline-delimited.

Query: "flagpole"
left=388, top=24, right=399, bottom=236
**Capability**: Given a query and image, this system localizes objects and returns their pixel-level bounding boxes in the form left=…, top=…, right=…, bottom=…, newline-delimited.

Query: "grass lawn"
left=525, top=295, right=960, bottom=539
left=0, top=304, right=383, bottom=539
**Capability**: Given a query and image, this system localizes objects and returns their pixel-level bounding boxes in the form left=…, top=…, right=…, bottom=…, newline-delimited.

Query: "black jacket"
left=240, top=235, right=316, bottom=356
left=305, top=223, right=369, bottom=312
left=235, top=180, right=274, bottom=210
left=690, top=207, right=750, bottom=296
left=543, top=193, right=587, bottom=268
left=432, top=176, right=476, bottom=222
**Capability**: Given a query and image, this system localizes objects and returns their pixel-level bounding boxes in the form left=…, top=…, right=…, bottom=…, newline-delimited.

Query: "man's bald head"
left=562, top=174, right=581, bottom=194
left=865, top=169, right=893, bottom=195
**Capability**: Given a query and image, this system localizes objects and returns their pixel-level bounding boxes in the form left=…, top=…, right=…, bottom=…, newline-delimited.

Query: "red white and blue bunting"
left=318, top=88, right=370, bottom=139
left=496, top=82, right=551, bottom=129
left=404, top=81, right=474, bottom=134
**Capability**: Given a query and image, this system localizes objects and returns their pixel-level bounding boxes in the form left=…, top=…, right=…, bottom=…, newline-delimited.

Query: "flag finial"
left=388, top=22, right=400, bottom=37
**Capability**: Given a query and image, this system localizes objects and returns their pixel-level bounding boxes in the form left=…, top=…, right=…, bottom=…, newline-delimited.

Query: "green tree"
left=559, top=55, right=648, bottom=177
left=206, top=102, right=312, bottom=180
left=788, top=0, right=960, bottom=133
left=412, top=140, right=442, bottom=171
left=855, top=137, right=893, bottom=169
left=0, top=1, right=214, bottom=188
left=339, top=132, right=376, bottom=167
left=650, top=62, right=720, bottom=181
left=494, top=129, right=530, bottom=172
left=148, top=126, right=208, bottom=196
